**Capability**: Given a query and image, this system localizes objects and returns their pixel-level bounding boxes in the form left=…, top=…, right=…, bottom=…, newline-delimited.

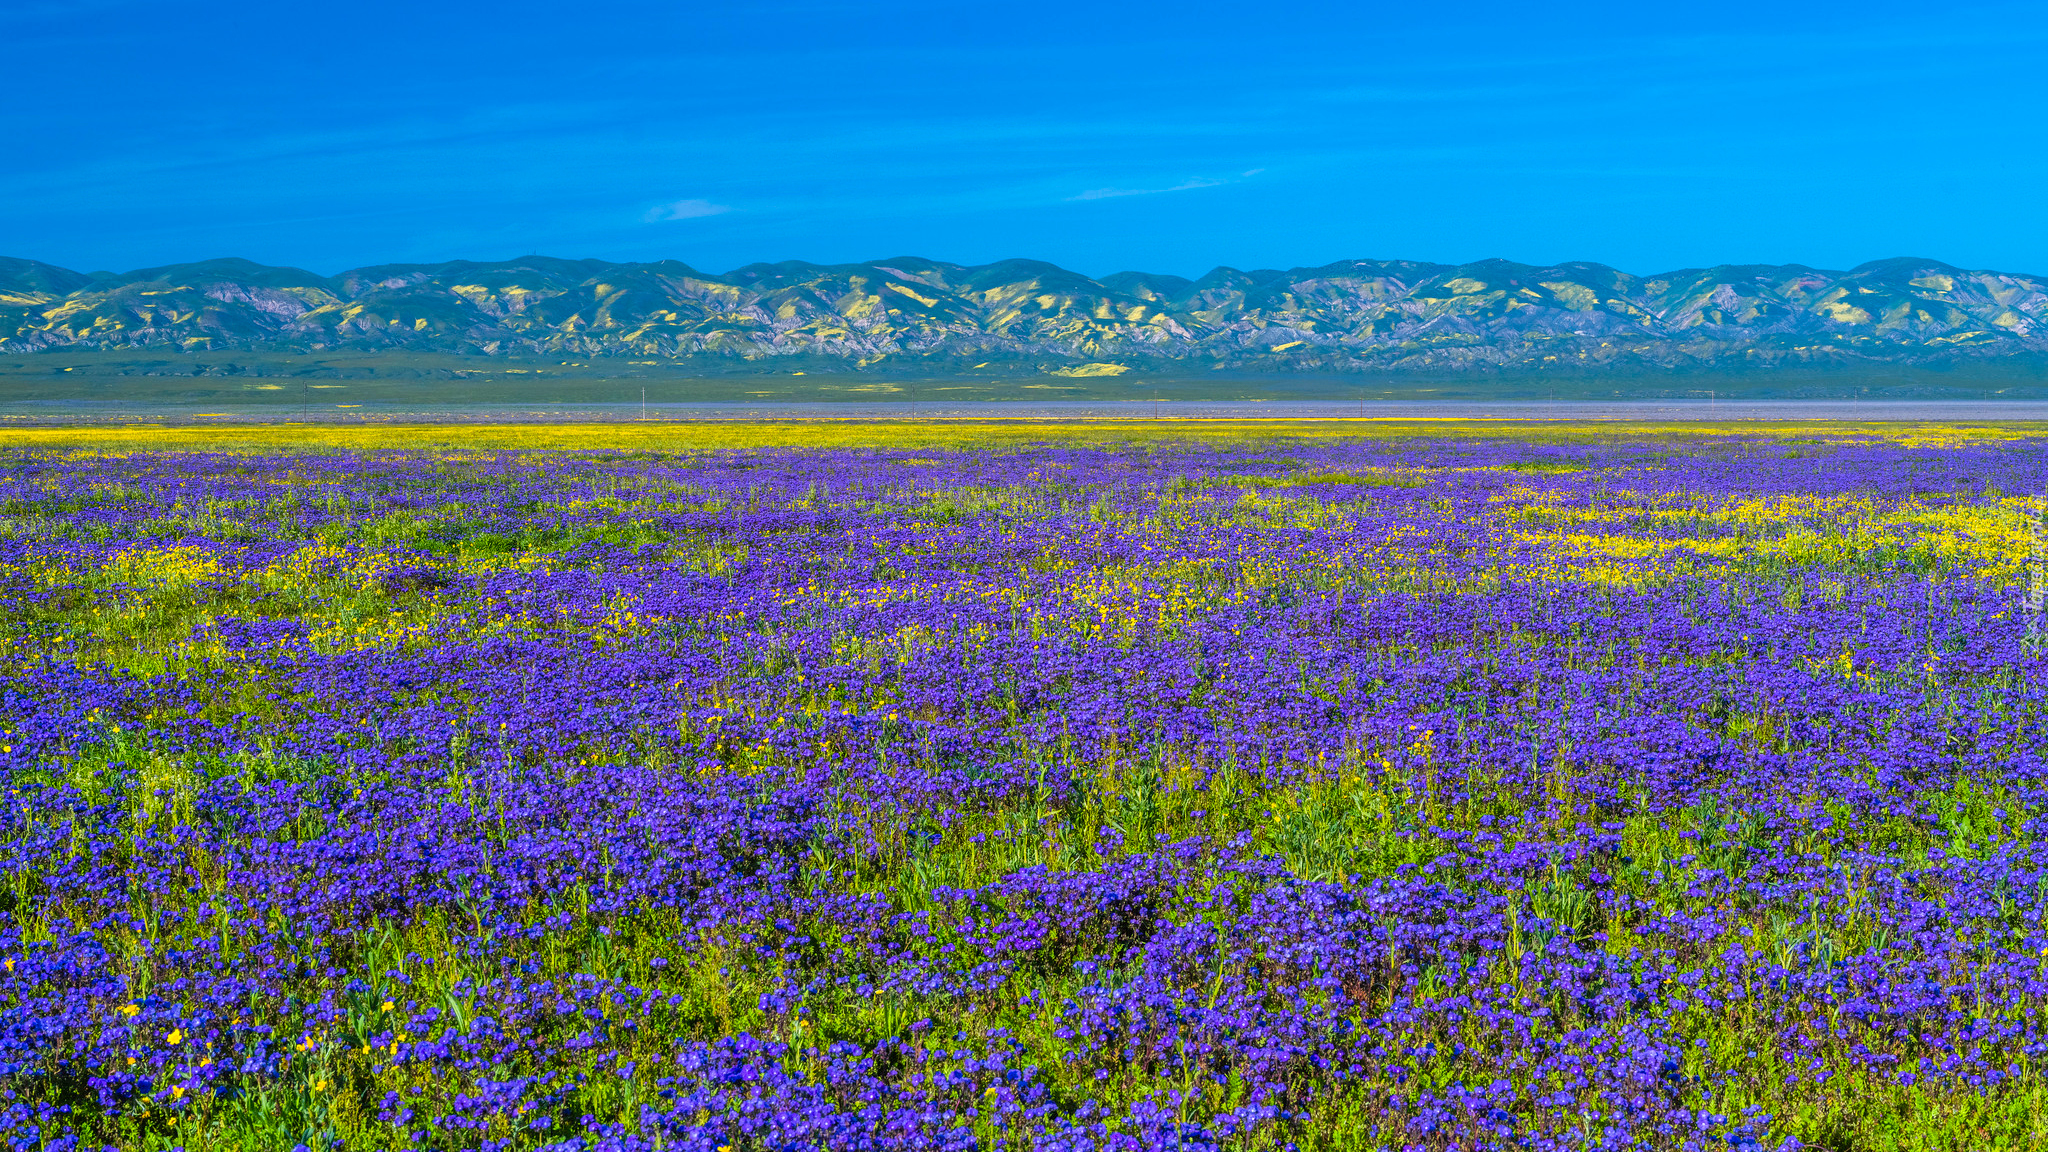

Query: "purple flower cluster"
left=0, top=433, right=2044, bottom=1150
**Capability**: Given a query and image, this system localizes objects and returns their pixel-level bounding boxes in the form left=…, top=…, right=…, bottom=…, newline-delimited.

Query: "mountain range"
left=3, top=253, right=2044, bottom=375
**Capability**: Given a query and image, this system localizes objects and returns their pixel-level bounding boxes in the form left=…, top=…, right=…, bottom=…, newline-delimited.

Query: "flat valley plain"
left=3, top=419, right=2047, bottom=1151
left=9, top=349, right=2048, bottom=414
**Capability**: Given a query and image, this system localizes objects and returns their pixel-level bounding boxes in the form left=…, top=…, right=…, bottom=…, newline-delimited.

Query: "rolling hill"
left=2, top=253, right=2044, bottom=376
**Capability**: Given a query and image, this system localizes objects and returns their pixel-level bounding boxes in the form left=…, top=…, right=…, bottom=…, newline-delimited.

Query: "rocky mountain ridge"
left=2, top=253, right=2044, bottom=374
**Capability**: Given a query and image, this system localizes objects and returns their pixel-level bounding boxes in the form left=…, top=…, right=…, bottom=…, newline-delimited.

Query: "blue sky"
left=4, top=0, right=2044, bottom=278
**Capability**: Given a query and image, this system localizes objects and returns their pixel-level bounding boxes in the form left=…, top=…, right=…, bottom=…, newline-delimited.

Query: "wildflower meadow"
left=3, top=423, right=2046, bottom=1151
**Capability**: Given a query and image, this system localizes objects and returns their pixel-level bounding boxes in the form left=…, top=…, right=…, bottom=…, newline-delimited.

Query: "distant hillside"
left=3, top=253, right=2045, bottom=375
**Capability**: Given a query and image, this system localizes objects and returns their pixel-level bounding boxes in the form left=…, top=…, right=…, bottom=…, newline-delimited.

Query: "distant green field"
left=7, top=347, right=2048, bottom=409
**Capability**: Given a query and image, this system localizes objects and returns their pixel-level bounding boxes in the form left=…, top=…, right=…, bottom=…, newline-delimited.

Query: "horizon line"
left=2, top=251, right=2026, bottom=285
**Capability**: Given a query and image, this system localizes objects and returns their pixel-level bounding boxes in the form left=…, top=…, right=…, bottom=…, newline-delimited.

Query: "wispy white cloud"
left=1068, top=177, right=1226, bottom=202
left=643, top=198, right=731, bottom=222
